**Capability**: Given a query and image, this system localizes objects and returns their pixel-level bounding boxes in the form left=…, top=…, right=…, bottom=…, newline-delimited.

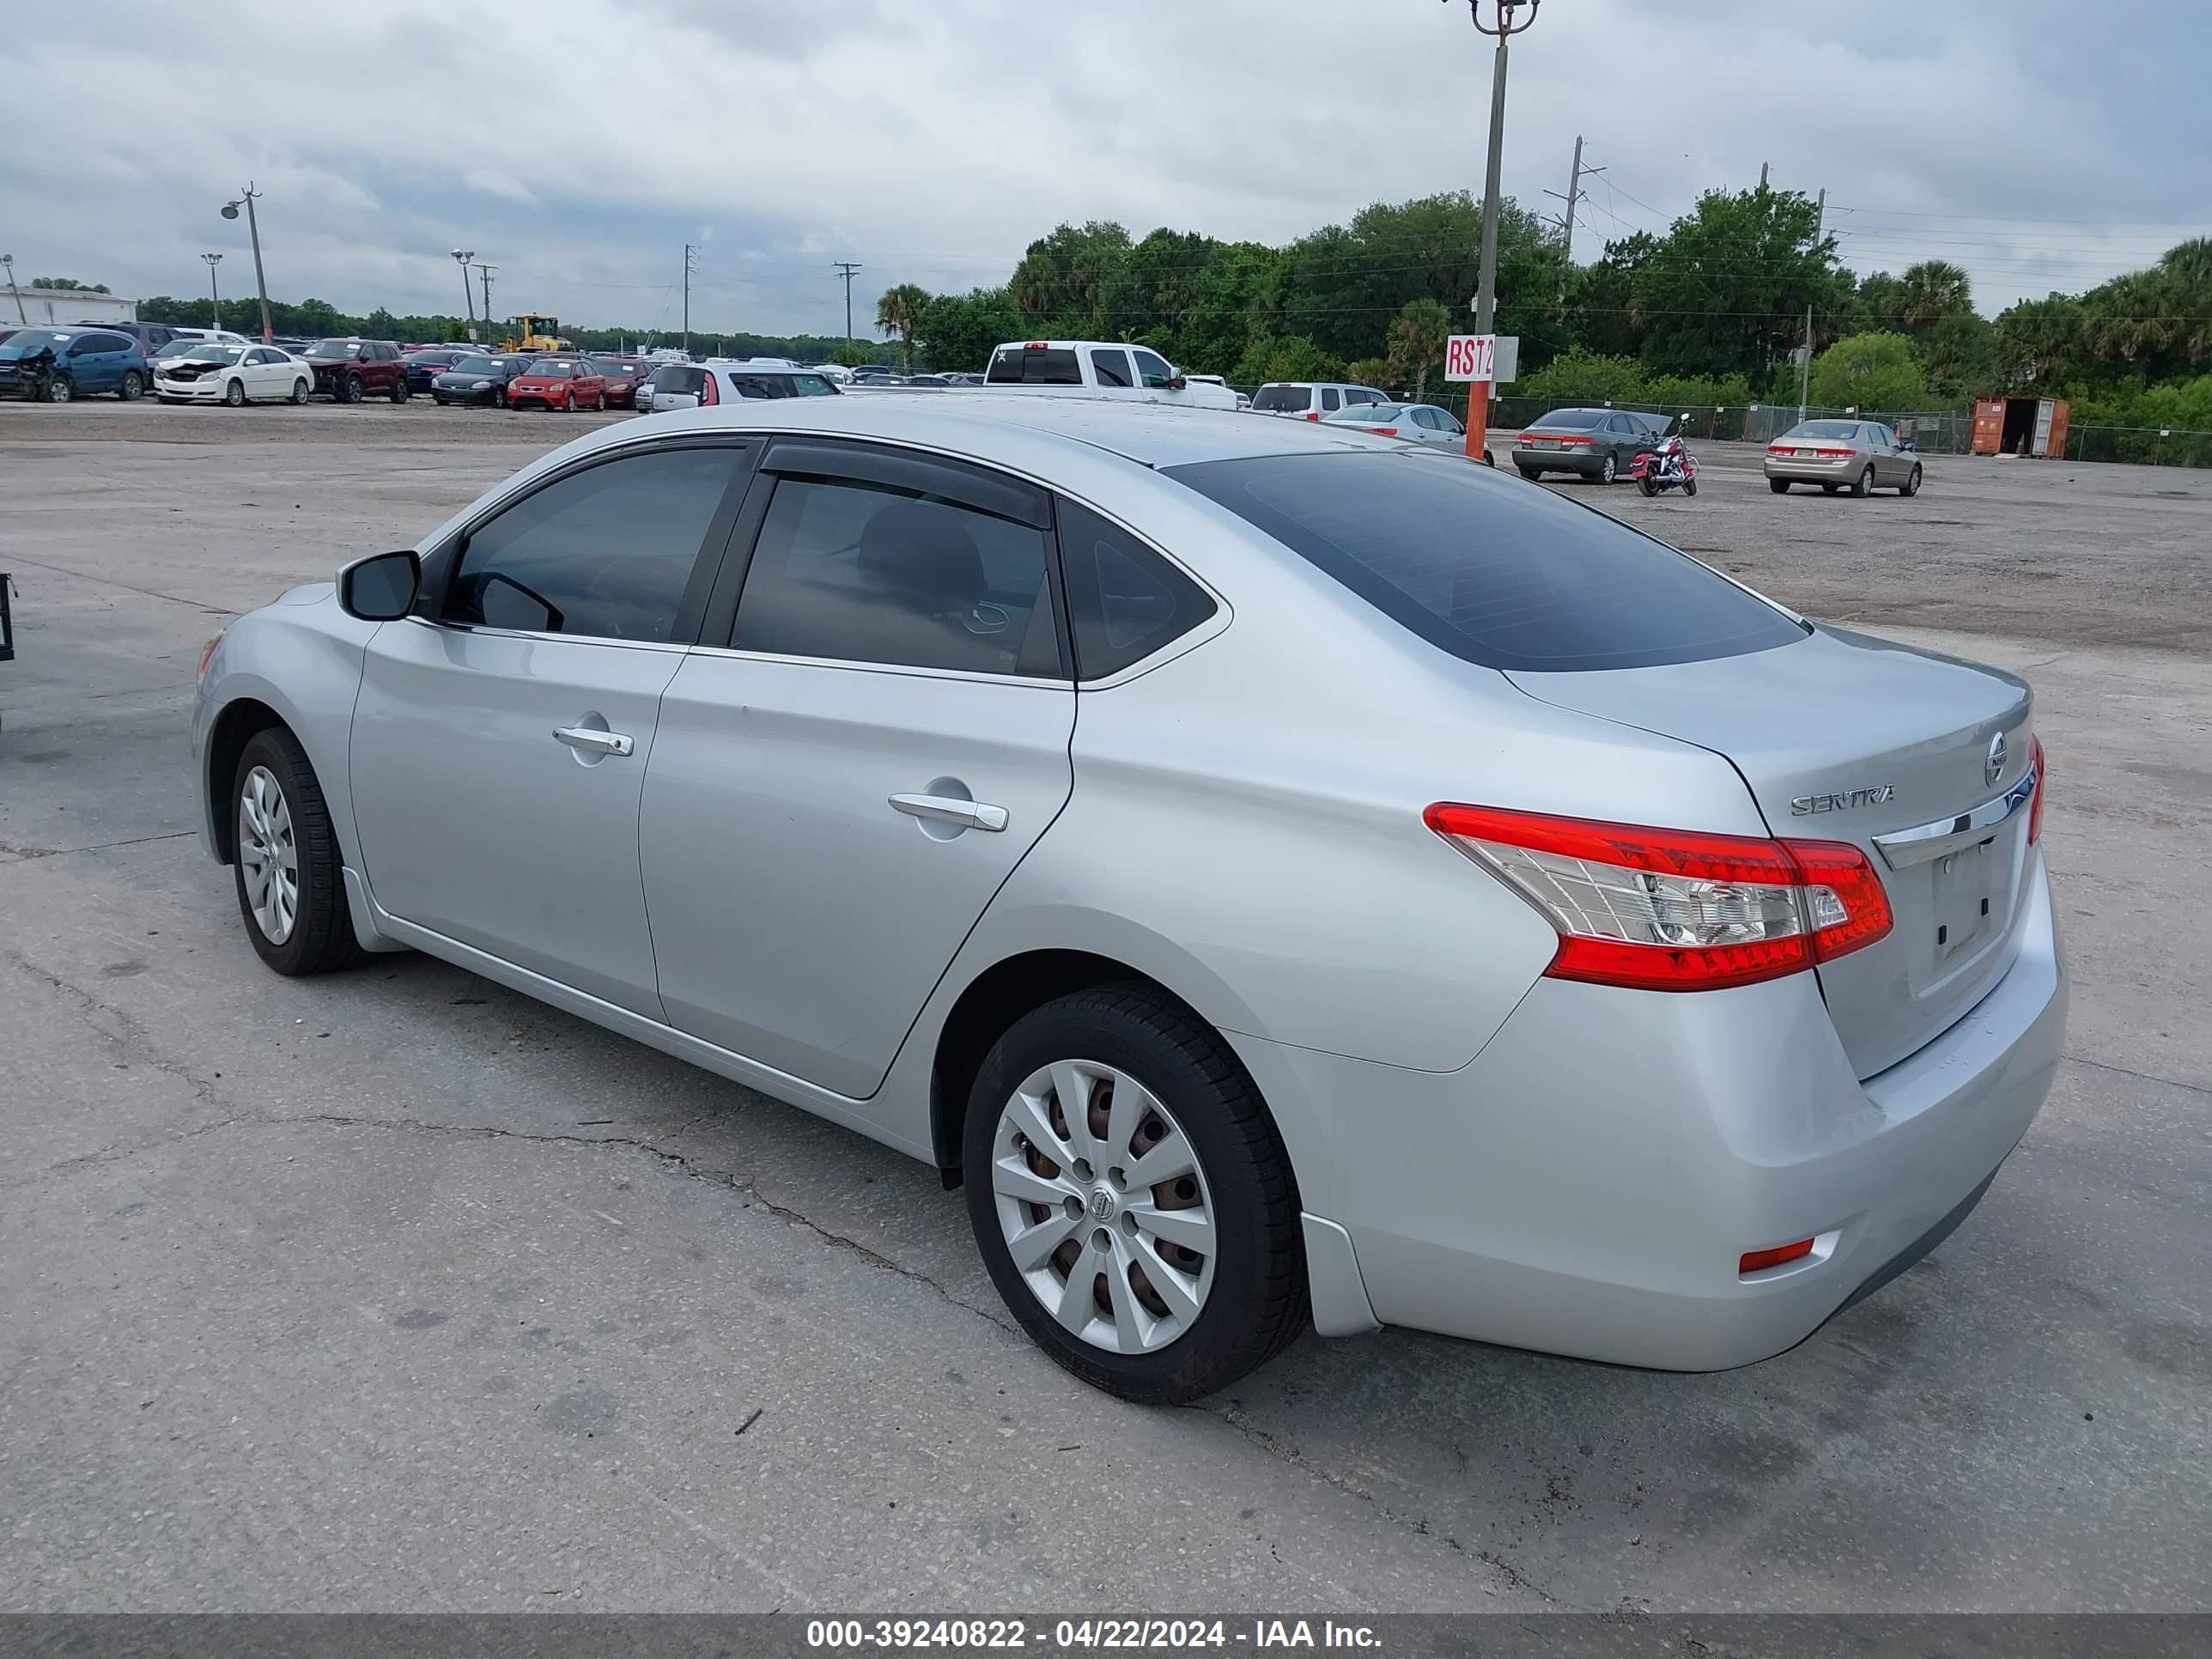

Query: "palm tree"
left=1896, top=261, right=1973, bottom=331
left=2157, top=238, right=2212, bottom=366
left=1386, top=298, right=1454, bottom=402
left=875, top=283, right=931, bottom=374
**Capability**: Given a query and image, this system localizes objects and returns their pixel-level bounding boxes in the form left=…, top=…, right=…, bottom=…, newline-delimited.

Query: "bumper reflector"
left=1740, top=1238, right=1816, bottom=1274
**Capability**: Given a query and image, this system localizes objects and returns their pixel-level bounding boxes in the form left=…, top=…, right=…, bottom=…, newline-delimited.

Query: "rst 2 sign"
left=1443, top=334, right=1495, bottom=383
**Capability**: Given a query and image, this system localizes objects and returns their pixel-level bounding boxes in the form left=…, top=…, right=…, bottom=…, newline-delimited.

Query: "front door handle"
left=890, top=793, right=1008, bottom=833
left=554, top=725, right=635, bottom=758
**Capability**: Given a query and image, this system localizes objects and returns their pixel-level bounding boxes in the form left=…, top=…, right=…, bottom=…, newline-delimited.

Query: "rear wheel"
left=118, top=371, right=144, bottom=401
left=224, top=378, right=246, bottom=408
left=290, top=378, right=309, bottom=404
left=390, top=377, right=410, bottom=403
left=230, top=728, right=363, bottom=977
left=1769, top=477, right=1790, bottom=494
left=1852, top=464, right=1875, bottom=498
left=963, top=985, right=1306, bottom=1405
left=1638, top=473, right=1658, bottom=497
left=1899, top=464, right=1923, bottom=496
left=1599, top=453, right=1617, bottom=485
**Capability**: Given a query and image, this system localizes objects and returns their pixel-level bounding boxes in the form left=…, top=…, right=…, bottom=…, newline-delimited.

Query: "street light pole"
left=453, top=249, right=477, bottom=342
left=2, top=254, right=26, bottom=325
left=1455, top=0, right=1540, bottom=459
left=221, top=185, right=275, bottom=343
left=202, top=252, right=223, bottom=331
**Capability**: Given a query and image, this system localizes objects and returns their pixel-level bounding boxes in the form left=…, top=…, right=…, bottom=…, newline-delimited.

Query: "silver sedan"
left=1765, top=419, right=1925, bottom=496
left=1318, top=400, right=1468, bottom=448
left=193, top=395, right=2063, bottom=1403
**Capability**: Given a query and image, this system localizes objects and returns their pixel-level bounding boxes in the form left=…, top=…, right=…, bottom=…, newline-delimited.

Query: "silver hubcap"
left=238, top=765, right=300, bottom=944
left=990, top=1060, right=1216, bottom=1354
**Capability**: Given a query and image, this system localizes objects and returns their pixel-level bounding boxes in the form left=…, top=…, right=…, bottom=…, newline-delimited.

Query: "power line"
left=832, top=260, right=863, bottom=345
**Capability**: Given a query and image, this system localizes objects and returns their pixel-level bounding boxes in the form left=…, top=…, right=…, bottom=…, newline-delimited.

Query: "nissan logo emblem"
left=1985, top=732, right=2008, bottom=788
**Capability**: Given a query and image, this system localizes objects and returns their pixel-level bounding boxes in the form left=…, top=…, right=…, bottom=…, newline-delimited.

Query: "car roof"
left=605, top=391, right=1404, bottom=471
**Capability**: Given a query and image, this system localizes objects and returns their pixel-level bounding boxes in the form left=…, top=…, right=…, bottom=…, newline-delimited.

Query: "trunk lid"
left=1507, top=625, right=2037, bottom=1078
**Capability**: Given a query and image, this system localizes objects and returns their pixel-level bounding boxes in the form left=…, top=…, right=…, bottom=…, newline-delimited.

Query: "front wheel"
left=119, top=371, right=144, bottom=401
left=963, top=985, right=1306, bottom=1405
left=1599, top=453, right=1617, bottom=485
left=1769, top=477, right=1790, bottom=495
left=230, top=728, right=364, bottom=976
left=342, top=374, right=363, bottom=404
left=1683, top=474, right=1698, bottom=497
left=46, top=375, right=72, bottom=404
left=290, top=378, right=309, bottom=404
left=494, top=386, right=507, bottom=408
left=1899, top=464, right=1923, bottom=497
left=225, top=378, right=246, bottom=408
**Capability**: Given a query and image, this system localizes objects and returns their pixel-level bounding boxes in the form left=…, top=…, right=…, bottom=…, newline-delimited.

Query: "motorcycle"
left=1632, top=431, right=1698, bottom=498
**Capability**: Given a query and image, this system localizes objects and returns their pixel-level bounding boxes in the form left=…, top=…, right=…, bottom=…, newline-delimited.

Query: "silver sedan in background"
left=1765, top=419, right=1925, bottom=496
left=192, top=396, right=2061, bottom=1404
left=1319, top=400, right=1469, bottom=449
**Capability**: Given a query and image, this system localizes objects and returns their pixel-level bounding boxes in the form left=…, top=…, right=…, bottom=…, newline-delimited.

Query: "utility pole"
left=201, top=252, right=223, bottom=331
left=452, top=249, right=477, bottom=341
left=833, top=261, right=863, bottom=347
left=1542, top=133, right=1600, bottom=301
left=1798, top=186, right=1825, bottom=422
left=1, top=254, right=24, bottom=325
left=1759, top=161, right=1769, bottom=190
left=683, top=244, right=697, bottom=356
left=472, top=263, right=496, bottom=340
left=1456, top=0, right=1542, bottom=460
left=221, top=184, right=275, bottom=343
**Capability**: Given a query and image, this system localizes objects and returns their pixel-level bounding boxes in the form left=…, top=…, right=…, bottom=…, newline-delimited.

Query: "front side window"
left=1055, top=499, right=1216, bottom=680
left=1090, top=349, right=1133, bottom=388
left=1168, top=450, right=1806, bottom=674
left=733, top=475, right=1061, bottom=678
left=1131, top=349, right=1174, bottom=389
left=443, top=447, right=742, bottom=641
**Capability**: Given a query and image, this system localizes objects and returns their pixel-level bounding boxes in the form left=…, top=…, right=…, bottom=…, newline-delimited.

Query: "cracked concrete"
left=3, top=406, right=2209, bottom=1613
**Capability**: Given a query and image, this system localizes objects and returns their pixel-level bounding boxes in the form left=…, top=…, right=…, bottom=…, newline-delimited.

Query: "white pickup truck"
left=982, top=339, right=1240, bottom=409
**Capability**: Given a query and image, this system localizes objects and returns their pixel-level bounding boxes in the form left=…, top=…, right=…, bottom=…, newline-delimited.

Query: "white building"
left=5, top=286, right=137, bottom=328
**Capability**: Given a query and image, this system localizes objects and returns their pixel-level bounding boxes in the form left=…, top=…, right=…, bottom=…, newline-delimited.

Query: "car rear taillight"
left=1814, top=446, right=1855, bottom=458
left=1424, top=803, right=1893, bottom=992
left=1369, top=426, right=1399, bottom=436
left=699, top=373, right=719, bottom=405
left=2028, top=735, right=2047, bottom=845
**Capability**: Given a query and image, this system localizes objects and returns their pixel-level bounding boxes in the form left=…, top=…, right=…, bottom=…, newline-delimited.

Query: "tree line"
left=130, top=183, right=2212, bottom=434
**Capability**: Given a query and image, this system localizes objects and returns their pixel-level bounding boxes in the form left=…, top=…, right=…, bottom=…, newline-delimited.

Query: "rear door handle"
left=554, top=726, right=635, bottom=757
left=890, top=793, right=1008, bottom=833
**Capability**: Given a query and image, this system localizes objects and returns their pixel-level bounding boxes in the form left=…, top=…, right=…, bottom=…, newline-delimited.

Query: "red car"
left=593, top=356, right=647, bottom=409
left=507, top=356, right=606, bottom=411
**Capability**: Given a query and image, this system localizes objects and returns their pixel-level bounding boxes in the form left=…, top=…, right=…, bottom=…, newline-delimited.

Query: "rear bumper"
left=1764, top=457, right=1860, bottom=483
left=1512, top=447, right=1606, bottom=476
left=1239, top=855, right=2067, bottom=1370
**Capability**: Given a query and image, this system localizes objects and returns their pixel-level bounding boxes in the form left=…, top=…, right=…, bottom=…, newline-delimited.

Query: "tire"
left=342, top=373, right=363, bottom=404
left=119, top=371, right=144, bottom=401
left=1684, top=475, right=1698, bottom=498
left=1638, top=473, right=1658, bottom=497
left=1852, top=465, right=1875, bottom=499
left=390, top=377, right=410, bottom=403
left=963, top=984, right=1306, bottom=1405
left=1769, top=477, right=1790, bottom=495
left=1900, top=464, right=1922, bottom=497
left=46, top=375, right=72, bottom=404
left=290, top=379, right=309, bottom=405
left=1516, top=465, right=1542, bottom=482
left=495, top=386, right=507, bottom=408
left=229, top=727, right=364, bottom=977
left=225, top=378, right=246, bottom=408
left=1599, top=453, right=1617, bottom=485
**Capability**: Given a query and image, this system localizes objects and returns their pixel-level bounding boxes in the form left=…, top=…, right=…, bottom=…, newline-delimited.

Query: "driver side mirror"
left=1167, top=373, right=1187, bottom=391
left=338, top=550, right=421, bottom=622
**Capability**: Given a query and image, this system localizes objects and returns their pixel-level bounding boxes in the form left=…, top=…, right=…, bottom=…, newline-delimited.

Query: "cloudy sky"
left=6, top=0, right=2204, bottom=339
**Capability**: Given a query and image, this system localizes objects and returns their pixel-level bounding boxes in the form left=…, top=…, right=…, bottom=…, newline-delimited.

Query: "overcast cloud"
left=4, top=0, right=2204, bottom=338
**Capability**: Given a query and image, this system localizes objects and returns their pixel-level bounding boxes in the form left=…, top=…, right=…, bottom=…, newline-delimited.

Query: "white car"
left=155, top=343, right=312, bottom=406
left=161, top=327, right=254, bottom=350
left=982, top=340, right=1240, bottom=409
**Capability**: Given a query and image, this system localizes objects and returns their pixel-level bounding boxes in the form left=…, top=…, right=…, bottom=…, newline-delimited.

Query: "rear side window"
left=1166, top=452, right=1805, bottom=673
left=1321, top=388, right=1341, bottom=411
left=734, top=477, right=1062, bottom=678
left=1253, top=386, right=1311, bottom=413
left=444, top=447, right=742, bottom=641
left=1055, top=499, right=1217, bottom=680
left=1346, top=388, right=1385, bottom=406
left=987, top=346, right=1083, bottom=385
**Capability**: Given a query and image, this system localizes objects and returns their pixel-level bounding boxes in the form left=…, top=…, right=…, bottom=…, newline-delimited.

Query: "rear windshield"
left=1166, top=451, right=1806, bottom=673
left=1252, top=385, right=1312, bottom=413
left=652, top=366, right=705, bottom=393
left=986, top=345, right=1082, bottom=385
left=1527, top=408, right=1607, bottom=429
left=1785, top=421, right=1861, bottom=441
